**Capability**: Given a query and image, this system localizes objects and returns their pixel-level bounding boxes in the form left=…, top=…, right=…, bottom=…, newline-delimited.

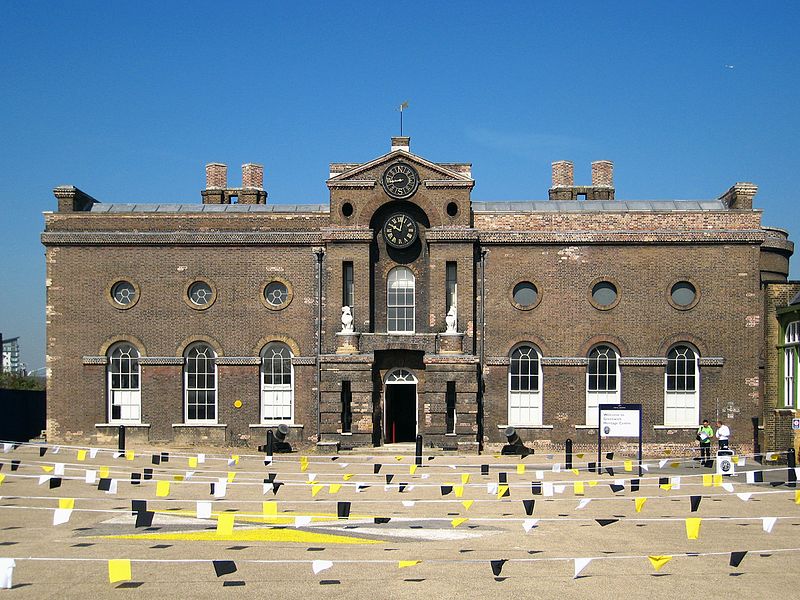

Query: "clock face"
left=382, top=212, right=418, bottom=249
left=382, top=162, right=419, bottom=199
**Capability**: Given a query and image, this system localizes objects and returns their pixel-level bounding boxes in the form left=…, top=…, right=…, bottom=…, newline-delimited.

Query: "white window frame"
left=184, top=343, right=217, bottom=424
left=261, top=343, right=294, bottom=423
left=785, top=322, right=799, bottom=408
left=586, top=345, right=620, bottom=426
left=107, top=342, right=141, bottom=424
left=508, top=344, right=543, bottom=426
left=387, top=266, right=415, bottom=334
left=664, top=345, right=700, bottom=426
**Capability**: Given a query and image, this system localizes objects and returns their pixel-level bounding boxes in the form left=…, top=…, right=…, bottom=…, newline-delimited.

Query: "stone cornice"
left=292, top=356, right=317, bottom=366
left=478, top=230, right=766, bottom=245
left=138, top=357, right=184, bottom=365
left=326, top=180, right=376, bottom=189
left=426, top=228, right=479, bottom=242
left=42, top=231, right=323, bottom=246
left=424, top=180, right=474, bottom=189
left=82, top=356, right=108, bottom=365
left=424, top=354, right=479, bottom=364
left=321, top=228, right=374, bottom=242
left=215, top=357, right=261, bottom=366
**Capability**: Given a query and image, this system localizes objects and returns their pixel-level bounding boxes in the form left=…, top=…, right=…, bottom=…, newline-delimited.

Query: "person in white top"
left=715, top=420, right=731, bottom=450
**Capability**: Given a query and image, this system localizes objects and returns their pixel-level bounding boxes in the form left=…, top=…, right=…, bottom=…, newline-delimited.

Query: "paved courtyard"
left=0, top=442, right=798, bottom=598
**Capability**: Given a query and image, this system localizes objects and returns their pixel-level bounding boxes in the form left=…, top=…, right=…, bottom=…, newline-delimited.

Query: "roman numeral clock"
left=381, top=162, right=420, bottom=249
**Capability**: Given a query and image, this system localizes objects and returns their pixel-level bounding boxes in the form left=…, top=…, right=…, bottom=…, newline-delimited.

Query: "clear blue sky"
left=2, top=1, right=799, bottom=371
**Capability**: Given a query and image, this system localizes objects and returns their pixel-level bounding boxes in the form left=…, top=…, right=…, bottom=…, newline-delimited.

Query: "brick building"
left=42, top=137, right=795, bottom=453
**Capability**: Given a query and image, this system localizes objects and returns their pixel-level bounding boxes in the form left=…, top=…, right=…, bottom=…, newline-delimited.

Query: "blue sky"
left=2, top=1, right=799, bottom=371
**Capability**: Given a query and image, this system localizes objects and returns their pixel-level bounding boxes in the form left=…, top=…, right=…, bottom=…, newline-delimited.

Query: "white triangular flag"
left=196, top=501, right=212, bottom=519
left=737, top=457, right=746, bottom=467
left=113, top=451, right=123, bottom=459
left=762, top=517, right=777, bottom=533
left=197, top=453, right=206, bottom=464
left=402, top=501, right=415, bottom=508
left=640, top=463, right=650, bottom=472
left=38, top=475, right=51, bottom=485
left=307, top=473, right=317, bottom=482
left=338, top=463, right=349, bottom=469
left=746, top=471, right=755, bottom=484
left=721, top=482, right=734, bottom=493
left=214, top=479, right=227, bottom=498
left=420, top=474, right=430, bottom=480
left=2, top=444, right=11, bottom=453
left=614, top=479, right=624, bottom=487
left=554, top=485, right=566, bottom=494
left=0, top=558, right=15, bottom=589
left=262, top=483, right=271, bottom=495
left=85, top=470, right=97, bottom=484
left=736, top=492, right=752, bottom=502
left=543, top=482, right=554, bottom=497
left=448, top=465, right=457, bottom=470
left=295, top=515, right=313, bottom=527
left=105, top=479, right=118, bottom=494
left=552, top=463, right=561, bottom=473
left=184, top=471, right=195, bottom=480
left=487, top=483, right=498, bottom=495
left=535, top=470, right=544, bottom=479
left=574, top=557, right=592, bottom=579
left=89, top=448, right=99, bottom=459
left=53, top=508, right=72, bottom=525
left=522, top=518, right=539, bottom=532
left=795, top=467, right=800, bottom=479
left=658, top=459, right=668, bottom=468
left=576, top=498, right=591, bottom=510
left=54, top=463, right=65, bottom=476
left=52, top=446, right=60, bottom=454
left=312, top=560, right=333, bottom=575
left=383, top=485, right=394, bottom=492
left=671, top=476, right=681, bottom=490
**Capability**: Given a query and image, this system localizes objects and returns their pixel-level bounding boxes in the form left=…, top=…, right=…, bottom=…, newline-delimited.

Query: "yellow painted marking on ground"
left=98, top=528, right=378, bottom=544
left=150, top=509, right=366, bottom=524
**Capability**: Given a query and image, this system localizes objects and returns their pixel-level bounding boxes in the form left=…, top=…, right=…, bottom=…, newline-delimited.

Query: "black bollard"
left=788, top=447, right=797, bottom=485
left=565, top=438, right=573, bottom=470
left=117, top=425, right=126, bottom=453
left=266, top=430, right=275, bottom=456
left=752, top=416, right=762, bottom=464
left=415, top=434, right=423, bottom=466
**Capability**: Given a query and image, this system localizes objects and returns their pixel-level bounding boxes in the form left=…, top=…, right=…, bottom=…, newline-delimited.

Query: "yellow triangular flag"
left=311, top=484, right=325, bottom=497
left=59, top=498, right=75, bottom=510
left=398, top=560, right=421, bottom=568
left=635, top=497, right=647, bottom=513
left=795, top=490, right=800, bottom=505
left=451, top=517, right=468, bottom=528
left=108, top=559, right=132, bottom=583
left=702, top=474, right=712, bottom=487
left=733, top=456, right=739, bottom=464
left=660, top=483, right=672, bottom=491
left=624, top=460, right=632, bottom=472
left=343, top=473, right=354, bottom=481
left=517, top=464, right=525, bottom=475
left=454, top=485, right=464, bottom=498
left=648, top=555, right=673, bottom=572
left=156, top=480, right=170, bottom=497
left=685, top=517, right=701, bottom=539
left=77, top=450, right=87, bottom=461
left=329, top=484, right=342, bottom=494
left=461, top=500, right=474, bottom=510
left=712, top=475, right=722, bottom=487
left=227, top=472, right=236, bottom=483
left=41, top=465, right=54, bottom=473
left=409, top=465, right=418, bottom=475
left=230, top=455, right=239, bottom=465
left=571, top=469, right=580, bottom=476
left=461, top=473, right=471, bottom=485
left=574, top=481, right=585, bottom=496
left=0, top=473, right=5, bottom=484
left=588, top=480, right=598, bottom=487
left=262, top=501, right=277, bottom=516
left=99, top=466, right=110, bottom=478
left=188, top=457, right=198, bottom=468
left=576, top=453, right=585, bottom=458
left=300, top=457, right=309, bottom=472
left=173, top=474, right=184, bottom=482
left=670, top=462, right=679, bottom=469
left=395, top=456, right=404, bottom=461
left=217, top=512, right=234, bottom=535
left=497, top=484, right=509, bottom=499
left=125, top=450, right=135, bottom=461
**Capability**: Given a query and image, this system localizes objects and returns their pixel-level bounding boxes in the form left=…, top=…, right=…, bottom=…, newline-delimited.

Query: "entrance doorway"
left=384, top=368, right=417, bottom=443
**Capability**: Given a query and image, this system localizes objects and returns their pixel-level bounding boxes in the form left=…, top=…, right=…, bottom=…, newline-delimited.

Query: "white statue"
left=445, top=305, right=457, bottom=333
left=340, top=305, right=354, bottom=333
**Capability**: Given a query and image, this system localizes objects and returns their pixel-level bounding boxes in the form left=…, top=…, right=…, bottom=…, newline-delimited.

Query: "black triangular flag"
left=531, top=481, right=542, bottom=495
left=374, top=517, right=391, bottom=524
left=610, top=484, right=624, bottom=493
left=39, top=447, right=47, bottom=457
left=131, top=500, right=147, bottom=515
left=729, top=551, right=747, bottom=567
left=263, top=458, right=272, bottom=466
left=356, top=484, right=370, bottom=492
left=659, top=477, right=669, bottom=486
left=499, top=486, right=510, bottom=498
left=11, top=460, right=20, bottom=471
left=144, top=468, right=153, bottom=480
left=210, top=483, right=217, bottom=496
left=337, top=501, right=351, bottom=519
left=160, top=452, right=169, bottom=463
left=596, top=519, right=619, bottom=527
left=605, top=467, right=614, bottom=477
left=523, top=499, right=535, bottom=515
left=151, top=454, right=161, bottom=465
left=753, top=471, right=763, bottom=483
left=98, top=478, right=112, bottom=491
left=770, top=481, right=785, bottom=487
left=498, top=472, right=507, bottom=484
left=386, top=474, right=394, bottom=484
left=481, top=464, right=489, bottom=476
left=441, top=485, right=453, bottom=496
left=588, top=462, right=596, bottom=472
left=606, top=452, right=614, bottom=460
left=630, top=479, right=640, bottom=492
left=331, top=457, right=339, bottom=461
left=49, top=477, right=62, bottom=489
left=265, top=473, right=277, bottom=483
left=213, top=560, right=237, bottom=577
left=690, top=496, right=702, bottom=512
left=373, top=464, right=382, bottom=474
left=131, top=473, right=141, bottom=485
left=490, top=559, right=507, bottom=576
left=398, top=483, right=407, bottom=493
left=272, top=482, right=284, bottom=495
left=135, top=511, right=155, bottom=528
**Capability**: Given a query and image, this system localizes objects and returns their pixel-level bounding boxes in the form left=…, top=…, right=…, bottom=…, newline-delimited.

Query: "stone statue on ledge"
left=445, top=306, right=457, bottom=333
left=340, top=305, right=354, bottom=333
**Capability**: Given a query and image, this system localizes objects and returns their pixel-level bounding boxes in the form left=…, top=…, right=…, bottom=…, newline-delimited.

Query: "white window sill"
left=498, top=424, right=554, bottom=430
left=653, top=425, right=698, bottom=430
left=445, top=433, right=458, bottom=436
left=574, top=425, right=598, bottom=429
left=249, top=423, right=304, bottom=428
left=172, top=423, right=226, bottom=427
left=96, top=423, right=150, bottom=428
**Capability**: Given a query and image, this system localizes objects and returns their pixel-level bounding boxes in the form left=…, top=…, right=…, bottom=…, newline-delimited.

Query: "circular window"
left=183, top=280, right=216, bottom=310
left=107, top=280, right=139, bottom=309
left=669, top=280, right=699, bottom=310
left=510, top=281, right=541, bottom=310
left=590, top=280, right=619, bottom=310
left=261, top=278, right=293, bottom=310
left=446, top=202, right=459, bottom=217
left=342, top=202, right=354, bottom=218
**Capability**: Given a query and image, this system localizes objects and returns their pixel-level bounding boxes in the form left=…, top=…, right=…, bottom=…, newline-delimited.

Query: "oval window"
left=592, top=281, right=618, bottom=307
left=671, top=281, right=697, bottom=307
left=512, top=282, right=538, bottom=308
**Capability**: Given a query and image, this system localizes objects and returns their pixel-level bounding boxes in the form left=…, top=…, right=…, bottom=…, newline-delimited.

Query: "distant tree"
left=0, top=372, right=45, bottom=391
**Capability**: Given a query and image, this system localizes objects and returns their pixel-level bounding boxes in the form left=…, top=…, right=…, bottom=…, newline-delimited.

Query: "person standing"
left=716, top=420, right=731, bottom=450
left=697, top=419, right=713, bottom=466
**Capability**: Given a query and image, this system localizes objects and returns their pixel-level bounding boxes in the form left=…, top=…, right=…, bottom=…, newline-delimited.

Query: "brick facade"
left=42, top=138, right=794, bottom=453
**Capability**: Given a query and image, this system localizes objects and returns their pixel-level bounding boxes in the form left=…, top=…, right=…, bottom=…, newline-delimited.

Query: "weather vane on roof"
left=397, top=101, right=409, bottom=136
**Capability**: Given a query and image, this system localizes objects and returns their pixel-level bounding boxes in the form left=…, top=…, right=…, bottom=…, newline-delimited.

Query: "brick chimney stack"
left=551, top=160, right=574, bottom=187
left=205, top=163, right=227, bottom=189
left=391, top=136, right=411, bottom=152
left=591, top=160, right=613, bottom=187
left=242, top=163, right=264, bottom=190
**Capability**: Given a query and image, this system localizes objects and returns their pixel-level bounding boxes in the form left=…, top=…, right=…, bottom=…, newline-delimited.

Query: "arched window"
left=664, top=345, right=700, bottom=426
left=387, top=267, right=415, bottom=333
left=184, top=343, right=217, bottom=423
left=508, top=345, right=543, bottom=426
left=261, top=342, right=294, bottom=422
left=785, top=322, right=800, bottom=408
left=586, top=345, right=620, bottom=426
left=107, top=343, right=140, bottom=423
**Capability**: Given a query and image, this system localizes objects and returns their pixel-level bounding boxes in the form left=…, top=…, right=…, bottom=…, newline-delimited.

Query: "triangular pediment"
left=327, top=148, right=472, bottom=185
